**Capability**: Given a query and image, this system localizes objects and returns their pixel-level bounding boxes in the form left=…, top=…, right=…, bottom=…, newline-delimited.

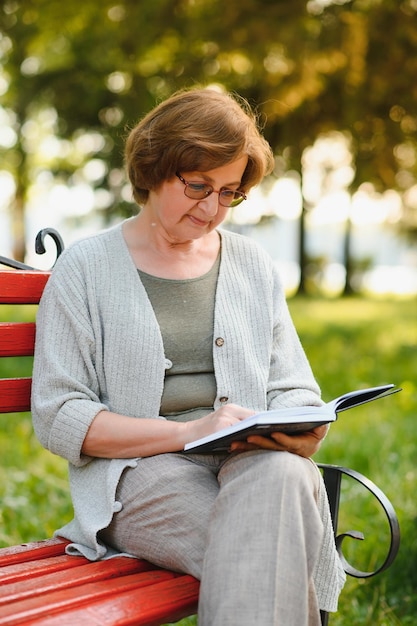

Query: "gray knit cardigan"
left=31, top=221, right=346, bottom=611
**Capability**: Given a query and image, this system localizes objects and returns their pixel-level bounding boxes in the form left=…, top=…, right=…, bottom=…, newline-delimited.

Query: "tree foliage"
left=1, top=0, right=416, bottom=261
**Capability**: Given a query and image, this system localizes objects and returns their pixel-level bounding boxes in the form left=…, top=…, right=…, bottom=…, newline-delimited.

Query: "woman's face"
left=145, top=156, right=248, bottom=242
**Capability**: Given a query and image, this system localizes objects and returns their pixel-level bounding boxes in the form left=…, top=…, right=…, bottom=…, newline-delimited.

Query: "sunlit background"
left=1, top=119, right=415, bottom=297
left=1, top=4, right=417, bottom=625
left=0, top=0, right=416, bottom=298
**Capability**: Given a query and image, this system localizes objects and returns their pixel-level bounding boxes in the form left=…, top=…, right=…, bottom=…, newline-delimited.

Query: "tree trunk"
left=11, top=142, right=28, bottom=263
left=342, top=216, right=354, bottom=296
left=297, top=201, right=307, bottom=295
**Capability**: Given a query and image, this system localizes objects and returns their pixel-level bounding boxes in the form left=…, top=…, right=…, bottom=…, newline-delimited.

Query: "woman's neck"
left=122, top=215, right=221, bottom=279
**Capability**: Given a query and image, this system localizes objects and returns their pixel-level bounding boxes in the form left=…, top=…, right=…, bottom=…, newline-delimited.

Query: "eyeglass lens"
left=177, top=174, right=246, bottom=207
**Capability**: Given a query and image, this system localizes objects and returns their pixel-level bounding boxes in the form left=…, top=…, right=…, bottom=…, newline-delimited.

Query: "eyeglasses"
left=176, top=173, right=247, bottom=208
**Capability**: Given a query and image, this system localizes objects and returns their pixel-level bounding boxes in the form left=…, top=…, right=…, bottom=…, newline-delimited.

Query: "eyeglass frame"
left=175, top=173, right=247, bottom=208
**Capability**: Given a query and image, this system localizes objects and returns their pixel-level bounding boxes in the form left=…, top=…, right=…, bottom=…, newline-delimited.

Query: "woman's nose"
left=198, top=192, right=220, bottom=215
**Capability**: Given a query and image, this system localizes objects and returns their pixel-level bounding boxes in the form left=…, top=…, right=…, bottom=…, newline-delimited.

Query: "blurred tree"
left=0, top=0, right=416, bottom=281
left=0, top=0, right=169, bottom=258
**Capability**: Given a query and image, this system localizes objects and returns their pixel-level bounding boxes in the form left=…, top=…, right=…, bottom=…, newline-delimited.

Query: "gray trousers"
left=100, top=450, right=323, bottom=626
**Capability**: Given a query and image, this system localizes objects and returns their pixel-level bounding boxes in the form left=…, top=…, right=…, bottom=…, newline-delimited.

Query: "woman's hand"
left=184, top=404, right=256, bottom=445
left=230, top=424, right=329, bottom=458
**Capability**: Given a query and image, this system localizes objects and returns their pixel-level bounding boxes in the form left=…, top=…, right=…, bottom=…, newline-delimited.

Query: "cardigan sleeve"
left=31, top=249, right=109, bottom=467
left=266, top=265, right=323, bottom=409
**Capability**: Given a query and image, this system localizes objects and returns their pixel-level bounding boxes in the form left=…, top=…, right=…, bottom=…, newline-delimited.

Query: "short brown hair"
left=125, top=87, right=274, bottom=205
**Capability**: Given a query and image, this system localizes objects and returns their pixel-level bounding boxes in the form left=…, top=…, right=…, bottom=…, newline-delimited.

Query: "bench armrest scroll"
left=318, top=463, right=400, bottom=578
left=0, top=228, right=64, bottom=270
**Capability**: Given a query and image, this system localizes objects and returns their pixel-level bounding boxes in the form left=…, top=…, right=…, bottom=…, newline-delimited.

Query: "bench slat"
left=0, top=569, right=182, bottom=626
left=0, top=538, right=68, bottom=567
left=20, top=575, right=200, bottom=626
left=0, top=378, right=31, bottom=412
left=0, top=271, right=49, bottom=304
left=0, top=554, right=90, bottom=585
left=0, top=323, right=36, bottom=357
left=0, top=556, right=155, bottom=605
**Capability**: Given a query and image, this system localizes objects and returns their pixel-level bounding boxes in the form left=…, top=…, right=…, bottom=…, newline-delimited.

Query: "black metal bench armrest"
left=318, top=463, right=400, bottom=578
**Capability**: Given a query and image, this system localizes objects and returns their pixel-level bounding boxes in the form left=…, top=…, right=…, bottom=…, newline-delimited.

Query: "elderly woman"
left=32, top=87, right=345, bottom=626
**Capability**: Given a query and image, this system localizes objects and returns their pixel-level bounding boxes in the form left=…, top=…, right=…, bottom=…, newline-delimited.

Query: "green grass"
left=1, top=297, right=416, bottom=625
left=289, top=297, right=417, bottom=626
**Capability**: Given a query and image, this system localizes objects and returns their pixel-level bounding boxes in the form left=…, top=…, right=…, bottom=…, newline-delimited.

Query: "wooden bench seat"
left=0, top=538, right=199, bottom=626
left=0, top=233, right=400, bottom=625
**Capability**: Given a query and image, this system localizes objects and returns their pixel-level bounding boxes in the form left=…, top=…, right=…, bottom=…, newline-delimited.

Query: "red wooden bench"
left=0, top=231, right=400, bottom=626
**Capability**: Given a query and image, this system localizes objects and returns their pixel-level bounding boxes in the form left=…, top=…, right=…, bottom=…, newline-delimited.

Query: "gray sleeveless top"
left=138, top=253, right=220, bottom=422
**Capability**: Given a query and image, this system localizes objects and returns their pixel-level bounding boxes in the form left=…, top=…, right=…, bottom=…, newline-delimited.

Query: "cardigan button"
left=219, top=396, right=229, bottom=403
left=113, top=501, right=123, bottom=513
left=215, top=337, right=225, bottom=347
